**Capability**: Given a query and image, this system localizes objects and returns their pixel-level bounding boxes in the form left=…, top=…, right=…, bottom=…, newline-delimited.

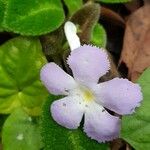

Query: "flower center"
left=80, top=86, right=94, bottom=102
left=83, top=89, right=94, bottom=102
left=71, top=85, right=95, bottom=103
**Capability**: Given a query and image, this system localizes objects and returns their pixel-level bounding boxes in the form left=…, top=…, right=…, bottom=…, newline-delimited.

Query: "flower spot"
left=84, top=59, right=89, bottom=64
left=64, top=88, right=69, bottom=94
left=102, top=109, right=105, bottom=112
left=63, top=103, right=66, bottom=106
left=130, top=108, right=134, bottom=112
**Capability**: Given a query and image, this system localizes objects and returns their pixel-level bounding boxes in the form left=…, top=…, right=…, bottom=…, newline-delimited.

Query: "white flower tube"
left=64, top=21, right=81, bottom=51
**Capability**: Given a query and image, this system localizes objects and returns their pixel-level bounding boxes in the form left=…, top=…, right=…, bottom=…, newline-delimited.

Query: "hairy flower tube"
left=40, top=22, right=142, bottom=142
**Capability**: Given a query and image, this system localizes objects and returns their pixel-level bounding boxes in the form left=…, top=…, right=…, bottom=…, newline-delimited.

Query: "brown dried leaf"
left=119, top=4, right=150, bottom=81
left=124, top=0, right=141, bottom=13
left=101, top=6, right=125, bottom=28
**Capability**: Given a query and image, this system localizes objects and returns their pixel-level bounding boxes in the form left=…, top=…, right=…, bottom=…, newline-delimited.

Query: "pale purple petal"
left=40, top=63, right=77, bottom=95
left=93, top=78, right=143, bottom=115
left=51, top=96, right=84, bottom=129
left=84, top=102, right=120, bottom=142
left=67, top=45, right=110, bottom=85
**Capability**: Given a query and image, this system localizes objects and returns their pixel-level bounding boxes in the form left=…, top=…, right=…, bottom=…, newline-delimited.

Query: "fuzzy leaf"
left=64, top=0, right=83, bottom=15
left=91, top=23, right=107, bottom=48
left=40, top=27, right=65, bottom=66
left=71, top=3, right=100, bottom=44
left=0, top=37, right=48, bottom=115
left=2, top=108, right=43, bottom=150
left=97, top=0, right=131, bottom=3
left=41, top=95, right=109, bottom=150
left=3, top=0, right=65, bottom=35
left=121, top=68, right=150, bottom=150
left=0, top=0, right=5, bottom=31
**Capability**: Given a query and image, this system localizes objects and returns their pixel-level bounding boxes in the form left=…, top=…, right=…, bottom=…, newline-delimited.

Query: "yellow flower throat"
left=82, top=88, right=94, bottom=102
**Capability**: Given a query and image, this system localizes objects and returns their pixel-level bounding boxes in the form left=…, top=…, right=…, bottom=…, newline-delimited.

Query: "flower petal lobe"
left=84, top=102, right=120, bottom=142
left=51, top=96, right=84, bottom=129
left=40, top=63, right=77, bottom=95
left=67, top=45, right=110, bottom=85
left=93, top=78, right=143, bottom=115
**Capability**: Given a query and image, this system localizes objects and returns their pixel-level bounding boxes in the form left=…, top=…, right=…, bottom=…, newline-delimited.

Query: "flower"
left=40, top=22, right=142, bottom=142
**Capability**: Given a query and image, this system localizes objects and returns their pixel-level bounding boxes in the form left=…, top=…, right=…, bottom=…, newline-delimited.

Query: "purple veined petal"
left=84, top=102, right=120, bottom=142
left=67, top=45, right=110, bottom=85
left=51, top=96, right=85, bottom=129
left=40, top=63, right=77, bottom=95
left=93, top=77, right=143, bottom=115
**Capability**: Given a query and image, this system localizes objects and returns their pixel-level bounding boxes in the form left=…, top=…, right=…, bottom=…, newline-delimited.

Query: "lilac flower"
left=40, top=22, right=142, bottom=142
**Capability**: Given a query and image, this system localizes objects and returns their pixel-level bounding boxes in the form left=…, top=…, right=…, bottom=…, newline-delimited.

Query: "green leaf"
left=91, top=23, right=107, bottom=48
left=64, top=0, right=83, bottom=15
left=0, top=37, right=48, bottom=115
left=121, top=68, right=150, bottom=150
left=2, top=108, right=43, bottom=150
left=97, top=0, right=131, bottom=3
left=41, top=95, right=109, bottom=150
left=0, top=0, right=5, bottom=31
left=3, top=0, right=65, bottom=35
left=0, top=115, right=8, bottom=137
